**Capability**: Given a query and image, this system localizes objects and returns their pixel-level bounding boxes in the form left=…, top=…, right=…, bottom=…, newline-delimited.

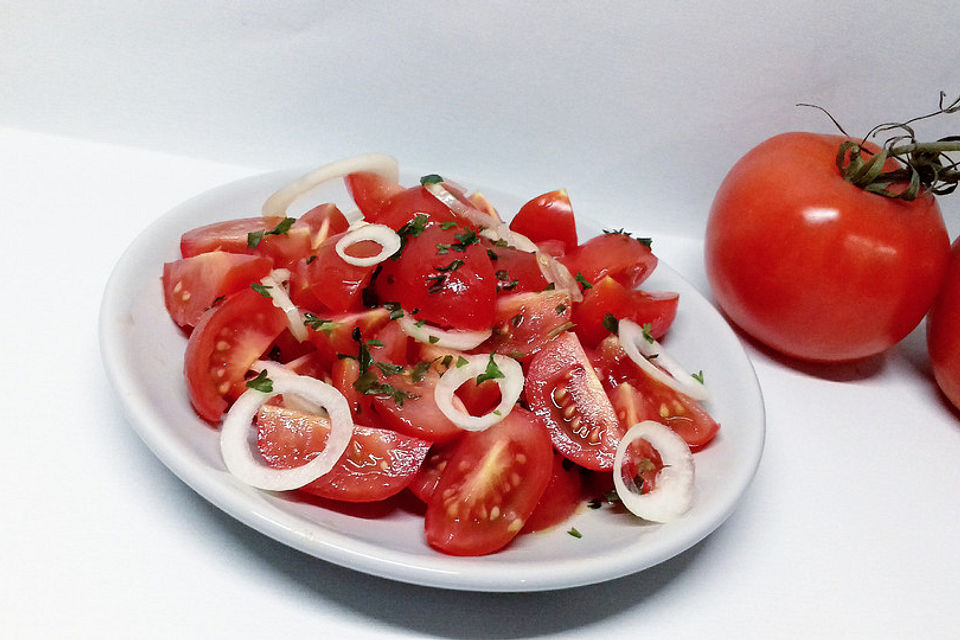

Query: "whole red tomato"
left=705, top=132, right=950, bottom=362
left=927, top=238, right=960, bottom=410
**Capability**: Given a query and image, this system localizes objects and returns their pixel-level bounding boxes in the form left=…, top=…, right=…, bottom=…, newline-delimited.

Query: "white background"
left=3, top=2, right=960, bottom=638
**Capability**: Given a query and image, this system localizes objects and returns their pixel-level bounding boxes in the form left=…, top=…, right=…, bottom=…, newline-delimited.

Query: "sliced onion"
left=262, top=153, right=399, bottom=218
left=399, top=314, right=491, bottom=350
left=260, top=269, right=307, bottom=342
left=536, top=252, right=583, bottom=303
left=434, top=354, right=524, bottom=431
left=423, top=180, right=498, bottom=229
left=618, top=319, right=709, bottom=402
left=613, top=420, right=694, bottom=522
left=479, top=224, right=540, bottom=253
left=220, top=362, right=353, bottom=491
left=334, top=223, right=400, bottom=267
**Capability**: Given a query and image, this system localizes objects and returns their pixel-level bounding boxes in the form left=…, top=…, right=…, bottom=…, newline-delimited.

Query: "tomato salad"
left=161, top=154, right=720, bottom=556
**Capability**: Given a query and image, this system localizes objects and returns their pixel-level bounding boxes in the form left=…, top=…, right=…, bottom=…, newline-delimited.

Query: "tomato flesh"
left=256, top=404, right=429, bottom=502
left=345, top=172, right=405, bottom=219
left=184, top=287, right=288, bottom=422
left=572, top=276, right=678, bottom=347
left=525, top=332, right=623, bottom=471
left=162, top=251, right=272, bottom=328
left=484, top=290, right=573, bottom=360
left=927, top=237, right=960, bottom=411
left=521, top=453, right=583, bottom=533
left=509, top=189, right=578, bottom=252
left=561, top=232, right=658, bottom=290
left=425, top=407, right=553, bottom=555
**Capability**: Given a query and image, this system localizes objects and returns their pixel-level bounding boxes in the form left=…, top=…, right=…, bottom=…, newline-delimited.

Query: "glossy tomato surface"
left=705, top=132, right=950, bottom=362
left=927, top=238, right=960, bottom=411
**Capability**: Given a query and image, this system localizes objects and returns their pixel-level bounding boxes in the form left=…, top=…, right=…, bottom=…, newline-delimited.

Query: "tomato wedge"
left=509, top=189, right=578, bottom=252
left=256, top=404, right=430, bottom=502
left=525, top=331, right=623, bottom=471
left=425, top=407, right=553, bottom=555
left=521, top=453, right=583, bottom=533
left=345, top=172, right=405, bottom=219
left=484, top=289, right=573, bottom=360
left=572, top=276, right=678, bottom=347
left=561, top=232, right=658, bottom=290
left=184, top=287, right=288, bottom=422
left=369, top=366, right=463, bottom=443
left=288, top=231, right=380, bottom=314
left=162, top=251, right=272, bottom=328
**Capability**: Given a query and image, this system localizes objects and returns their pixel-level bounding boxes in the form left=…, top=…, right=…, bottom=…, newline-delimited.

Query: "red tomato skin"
left=162, top=251, right=273, bottom=328
left=344, top=172, right=405, bottom=220
left=368, top=185, right=459, bottom=230
left=509, top=189, right=578, bottom=252
left=572, top=276, right=678, bottom=348
left=927, top=238, right=960, bottom=411
left=425, top=407, right=554, bottom=556
left=521, top=453, right=583, bottom=533
left=256, top=404, right=430, bottom=503
left=561, top=233, right=658, bottom=290
left=484, top=289, right=573, bottom=360
left=289, top=232, right=378, bottom=314
left=706, top=132, right=950, bottom=362
left=184, top=287, right=288, bottom=422
left=370, top=368, right=464, bottom=443
left=180, top=216, right=311, bottom=266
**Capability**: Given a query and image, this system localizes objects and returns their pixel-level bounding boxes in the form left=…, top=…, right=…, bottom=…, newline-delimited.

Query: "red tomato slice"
left=484, top=289, right=573, bottom=360
left=608, top=382, right=663, bottom=491
left=288, top=231, right=380, bottom=314
left=301, top=308, right=390, bottom=370
left=524, top=332, right=624, bottom=471
left=375, top=224, right=497, bottom=330
left=184, top=287, right=288, bottom=422
left=561, top=232, right=658, bottom=290
left=407, top=440, right=461, bottom=503
left=509, top=189, right=578, bottom=252
left=162, top=251, right=272, bottom=328
left=521, top=453, right=583, bottom=533
left=369, top=365, right=464, bottom=443
left=256, top=404, right=429, bottom=503
left=572, top=276, right=678, bottom=347
left=367, top=185, right=460, bottom=230
left=369, top=319, right=409, bottom=366
left=295, top=203, right=350, bottom=250
left=425, top=407, right=553, bottom=556
left=344, top=172, right=405, bottom=219
left=484, top=241, right=549, bottom=294
left=180, top=216, right=312, bottom=267
left=592, top=335, right=720, bottom=450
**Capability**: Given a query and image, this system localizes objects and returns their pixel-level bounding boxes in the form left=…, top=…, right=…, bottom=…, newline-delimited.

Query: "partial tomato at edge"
left=927, top=237, right=960, bottom=411
left=705, top=132, right=950, bottom=362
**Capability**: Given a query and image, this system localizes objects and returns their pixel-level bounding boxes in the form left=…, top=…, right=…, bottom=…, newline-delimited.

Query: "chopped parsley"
left=250, top=282, right=272, bottom=298
left=486, top=249, right=499, bottom=261
left=303, top=313, right=342, bottom=334
left=375, top=361, right=405, bottom=376
left=555, top=304, right=567, bottom=314
left=456, top=355, right=469, bottom=367
left=410, top=359, right=435, bottom=382
left=476, top=353, right=505, bottom=384
left=567, top=527, right=582, bottom=539
left=428, top=335, right=440, bottom=344
left=245, top=369, right=273, bottom=393
left=602, top=228, right=653, bottom=247
left=382, top=301, right=404, bottom=321
left=441, top=221, right=458, bottom=230
left=642, top=322, right=655, bottom=344
left=440, top=355, right=454, bottom=368
left=305, top=255, right=317, bottom=265
left=602, top=313, right=618, bottom=334
left=420, top=173, right=444, bottom=185
left=692, top=370, right=705, bottom=384
left=575, top=272, right=593, bottom=290
left=247, top=217, right=295, bottom=249
left=435, top=259, right=464, bottom=272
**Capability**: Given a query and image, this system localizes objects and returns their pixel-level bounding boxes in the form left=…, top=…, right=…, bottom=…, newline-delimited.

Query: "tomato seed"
left=489, top=505, right=500, bottom=520
left=515, top=453, right=527, bottom=465
left=216, top=340, right=230, bottom=352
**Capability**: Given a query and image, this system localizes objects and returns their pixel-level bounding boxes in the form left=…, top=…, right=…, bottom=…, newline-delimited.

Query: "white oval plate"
left=99, top=167, right=764, bottom=592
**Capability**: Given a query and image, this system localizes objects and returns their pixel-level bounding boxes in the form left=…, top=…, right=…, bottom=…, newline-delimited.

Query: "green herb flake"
left=245, top=369, right=273, bottom=393
left=420, top=173, right=444, bottom=185
left=602, top=313, right=619, bottom=334
left=435, top=259, right=464, bottom=272
left=476, top=353, right=505, bottom=385
left=250, top=282, right=272, bottom=298
left=567, top=527, right=583, bottom=539
left=456, top=355, right=469, bottom=368
left=353, top=370, right=419, bottom=406
left=410, top=359, right=435, bottom=382
left=303, top=313, right=342, bottom=334
left=575, top=272, right=593, bottom=290
left=440, top=354, right=454, bottom=368
left=441, top=221, right=458, bottom=230
left=692, top=370, right=705, bottom=384
left=492, top=409, right=502, bottom=417
left=428, top=335, right=440, bottom=344
left=555, top=304, right=567, bottom=314
left=382, top=302, right=404, bottom=321
left=247, top=217, right=296, bottom=248
left=542, top=282, right=556, bottom=291
left=486, top=249, right=499, bottom=261
left=642, top=322, right=655, bottom=344
left=375, top=362, right=405, bottom=376
left=305, top=255, right=317, bottom=264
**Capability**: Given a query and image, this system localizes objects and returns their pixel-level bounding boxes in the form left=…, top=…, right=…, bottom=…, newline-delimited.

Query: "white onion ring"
left=613, top=420, right=694, bottom=522
left=618, top=319, right=709, bottom=402
left=434, top=354, right=524, bottom=431
left=536, top=252, right=583, bottom=302
left=398, top=314, right=491, bottom=350
left=334, top=223, right=401, bottom=267
left=262, top=153, right=399, bottom=218
left=220, top=362, right=354, bottom=491
left=423, top=180, right=498, bottom=229
left=260, top=269, right=307, bottom=342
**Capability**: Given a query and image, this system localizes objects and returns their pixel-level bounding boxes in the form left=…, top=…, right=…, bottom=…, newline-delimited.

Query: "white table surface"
left=3, top=126, right=959, bottom=639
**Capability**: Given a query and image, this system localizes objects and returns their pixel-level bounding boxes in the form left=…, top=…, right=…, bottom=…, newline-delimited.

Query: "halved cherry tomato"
left=256, top=404, right=429, bottom=503
left=369, top=365, right=463, bottom=443
left=509, top=189, right=578, bottom=252
left=289, top=232, right=380, bottom=314
left=184, top=287, right=288, bottom=422
left=425, top=407, right=553, bottom=555
left=521, top=453, right=583, bottom=533
left=572, top=276, right=678, bottom=347
left=525, top=332, right=623, bottom=470
left=162, top=251, right=272, bottom=328
left=484, top=289, right=573, bottom=360
left=592, top=335, right=719, bottom=450
left=376, top=225, right=497, bottom=330
left=345, top=172, right=405, bottom=219
left=561, top=232, right=658, bottom=290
